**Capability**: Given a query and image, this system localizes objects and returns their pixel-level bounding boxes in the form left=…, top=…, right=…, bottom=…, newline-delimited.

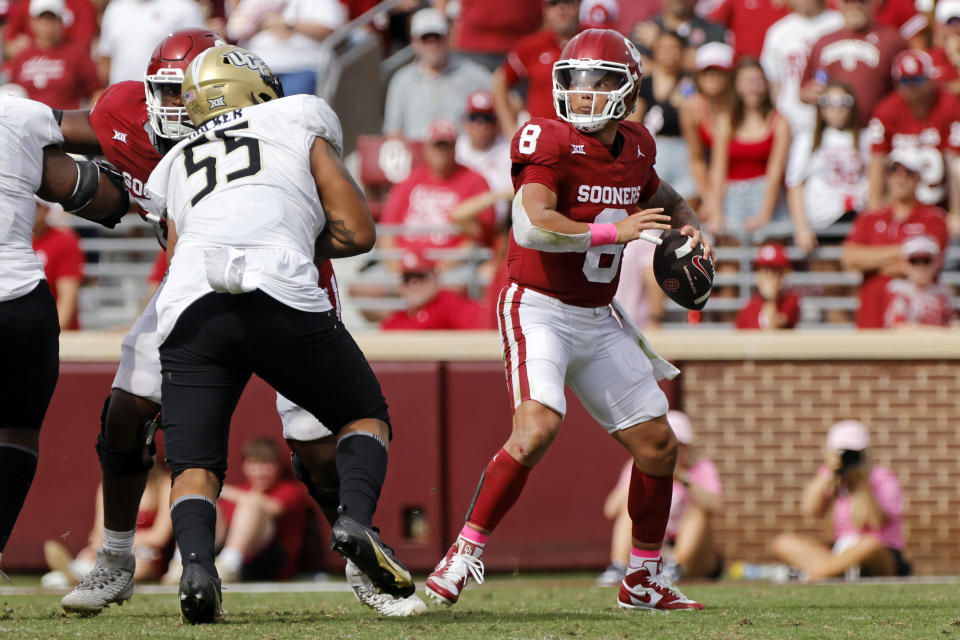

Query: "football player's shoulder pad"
left=295, top=94, right=343, bottom=157
left=510, top=117, right=566, bottom=169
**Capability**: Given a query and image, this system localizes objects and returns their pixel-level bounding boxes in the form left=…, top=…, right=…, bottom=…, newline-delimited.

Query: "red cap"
left=892, top=49, right=937, bottom=81
left=425, top=118, right=458, bottom=143
left=465, top=90, right=494, bottom=115
left=753, top=242, right=791, bottom=270
left=398, top=249, right=436, bottom=274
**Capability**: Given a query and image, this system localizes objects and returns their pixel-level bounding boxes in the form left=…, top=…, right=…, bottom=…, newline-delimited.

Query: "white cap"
left=901, top=234, right=940, bottom=258
left=667, top=410, right=694, bottom=445
left=826, top=420, right=870, bottom=452
left=695, top=42, right=734, bottom=71
left=936, top=0, right=960, bottom=23
left=887, top=146, right=925, bottom=174
left=410, top=8, right=449, bottom=39
left=29, top=0, right=64, bottom=17
left=580, top=0, right=619, bottom=29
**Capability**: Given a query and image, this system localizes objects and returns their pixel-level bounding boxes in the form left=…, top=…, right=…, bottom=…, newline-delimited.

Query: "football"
left=652, top=229, right=714, bottom=310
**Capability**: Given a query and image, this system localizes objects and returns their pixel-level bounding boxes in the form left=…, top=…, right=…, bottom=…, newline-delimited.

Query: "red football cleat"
left=424, top=539, right=485, bottom=606
left=618, top=559, right=704, bottom=610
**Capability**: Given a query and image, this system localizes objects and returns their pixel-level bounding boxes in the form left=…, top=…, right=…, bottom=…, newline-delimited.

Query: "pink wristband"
left=588, top=223, right=618, bottom=246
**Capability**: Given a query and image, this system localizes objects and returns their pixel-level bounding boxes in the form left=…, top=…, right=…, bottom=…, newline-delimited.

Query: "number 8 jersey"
left=508, top=117, right=661, bottom=307
left=145, top=94, right=343, bottom=343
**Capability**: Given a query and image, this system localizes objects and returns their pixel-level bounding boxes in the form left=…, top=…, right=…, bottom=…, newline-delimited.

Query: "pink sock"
left=629, top=546, right=661, bottom=569
left=459, top=525, right=488, bottom=547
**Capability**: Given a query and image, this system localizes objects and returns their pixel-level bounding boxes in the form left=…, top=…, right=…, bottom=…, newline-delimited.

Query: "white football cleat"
left=61, top=549, right=135, bottom=615
left=345, top=560, right=427, bottom=616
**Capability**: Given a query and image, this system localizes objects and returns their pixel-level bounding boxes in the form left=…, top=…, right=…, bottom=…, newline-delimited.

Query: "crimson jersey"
left=867, top=89, right=960, bottom=206
left=89, top=81, right=164, bottom=211
left=508, top=118, right=661, bottom=307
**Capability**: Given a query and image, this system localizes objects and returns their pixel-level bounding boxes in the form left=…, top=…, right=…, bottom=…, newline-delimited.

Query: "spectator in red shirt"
left=215, top=437, right=309, bottom=582
left=736, top=242, right=801, bottom=329
left=4, top=0, right=100, bottom=109
left=930, top=0, right=960, bottom=94
left=441, top=0, right=542, bottom=71
left=882, top=235, right=959, bottom=327
left=708, top=0, right=789, bottom=61
left=379, top=118, right=496, bottom=273
left=491, top=0, right=581, bottom=139
left=32, top=199, right=83, bottom=330
left=799, top=0, right=907, bottom=127
left=2, top=0, right=96, bottom=60
left=843, top=147, right=949, bottom=328
left=865, top=49, right=960, bottom=216
left=381, top=249, right=483, bottom=330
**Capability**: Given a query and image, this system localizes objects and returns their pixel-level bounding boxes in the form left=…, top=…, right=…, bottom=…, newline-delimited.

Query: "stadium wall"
left=7, top=331, right=959, bottom=576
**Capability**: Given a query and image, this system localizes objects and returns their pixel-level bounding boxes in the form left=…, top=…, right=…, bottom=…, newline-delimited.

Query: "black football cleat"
left=178, top=559, right=224, bottom=625
left=330, top=514, right=415, bottom=598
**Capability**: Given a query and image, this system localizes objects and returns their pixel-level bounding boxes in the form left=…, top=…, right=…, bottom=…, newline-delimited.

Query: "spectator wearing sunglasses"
left=799, top=0, right=907, bottom=128
left=785, top=82, right=868, bottom=252
left=842, top=147, right=948, bottom=328
left=865, top=50, right=960, bottom=218
left=455, top=91, right=514, bottom=225
left=380, top=249, right=484, bottom=330
left=490, top=0, right=581, bottom=140
left=882, top=235, right=959, bottom=327
left=383, top=8, right=492, bottom=140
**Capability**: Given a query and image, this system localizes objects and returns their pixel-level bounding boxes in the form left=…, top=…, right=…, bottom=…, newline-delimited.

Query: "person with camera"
left=771, top=420, right=910, bottom=580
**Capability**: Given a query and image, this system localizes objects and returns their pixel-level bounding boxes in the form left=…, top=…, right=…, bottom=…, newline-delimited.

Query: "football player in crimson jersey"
left=425, top=29, right=710, bottom=611
left=56, top=29, right=425, bottom=617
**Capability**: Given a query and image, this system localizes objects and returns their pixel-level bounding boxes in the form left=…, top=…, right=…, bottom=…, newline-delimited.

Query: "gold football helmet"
left=180, top=44, right=284, bottom=127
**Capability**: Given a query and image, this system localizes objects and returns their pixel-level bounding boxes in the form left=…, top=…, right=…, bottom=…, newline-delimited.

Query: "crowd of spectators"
left=2, top=0, right=958, bottom=329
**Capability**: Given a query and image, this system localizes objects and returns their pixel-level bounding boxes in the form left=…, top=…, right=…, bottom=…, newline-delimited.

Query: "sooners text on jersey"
left=507, top=117, right=660, bottom=307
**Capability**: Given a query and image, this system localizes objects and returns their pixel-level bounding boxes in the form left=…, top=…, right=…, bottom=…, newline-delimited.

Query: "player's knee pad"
left=96, top=395, right=159, bottom=477
left=291, top=451, right=339, bottom=507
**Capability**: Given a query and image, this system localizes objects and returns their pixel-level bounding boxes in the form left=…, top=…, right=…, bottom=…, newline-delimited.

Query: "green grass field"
left=2, top=575, right=958, bottom=640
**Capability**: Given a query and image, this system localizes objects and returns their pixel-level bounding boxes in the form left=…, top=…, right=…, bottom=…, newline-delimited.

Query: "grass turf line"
left=1, top=575, right=958, bottom=640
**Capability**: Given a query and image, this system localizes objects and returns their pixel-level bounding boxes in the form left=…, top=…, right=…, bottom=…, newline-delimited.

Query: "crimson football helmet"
left=145, top=28, right=225, bottom=139
left=552, top=29, right=642, bottom=133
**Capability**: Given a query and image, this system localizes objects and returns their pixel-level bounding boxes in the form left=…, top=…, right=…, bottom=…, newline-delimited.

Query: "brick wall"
left=680, top=360, right=960, bottom=575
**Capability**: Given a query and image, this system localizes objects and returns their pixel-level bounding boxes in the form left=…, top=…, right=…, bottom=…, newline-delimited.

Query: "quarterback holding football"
left=425, top=28, right=711, bottom=611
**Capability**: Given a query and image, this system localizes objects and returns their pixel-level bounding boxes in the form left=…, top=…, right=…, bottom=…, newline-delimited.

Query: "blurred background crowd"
left=3, top=0, right=960, bottom=331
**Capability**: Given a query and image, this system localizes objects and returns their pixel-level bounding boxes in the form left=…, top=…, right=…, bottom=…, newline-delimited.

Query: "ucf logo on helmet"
left=221, top=49, right=269, bottom=73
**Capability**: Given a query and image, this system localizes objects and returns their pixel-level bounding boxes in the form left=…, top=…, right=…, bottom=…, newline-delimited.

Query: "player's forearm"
left=841, top=244, right=900, bottom=272
left=57, top=109, right=102, bottom=155
left=512, top=186, right=592, bottom=252
left=640, top=180, right=701, bottom=231
left=312, top=139, right=376, bottom=258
